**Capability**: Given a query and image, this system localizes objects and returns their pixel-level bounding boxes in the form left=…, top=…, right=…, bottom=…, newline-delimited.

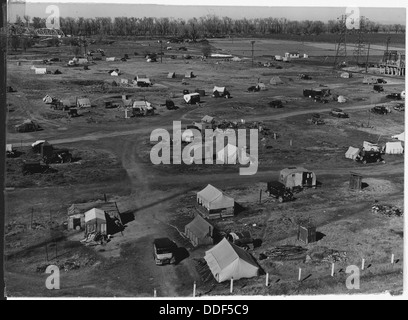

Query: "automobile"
left=314, top=96, right=329, bottom=103
left=386, top=93, right=402, bottom=100
left=268, top=100, right=283, bottom=108
left=377, top=78, right=387, bottom=84
left=311, top=117, right=325, bottom=125
left=356, top=150, right=384, bottom=164
left=31, top=140, right=47, bottom=153
left=370, top=106, right=391, bottom=115
left=153, top=238, right=177, bottom=265
left=43, top=148, right=72, bottom=164
left=22, top=161, right=51, bottom=175
left=299, top=74, right=312, bottom=80
left=373, top=85, right=384, bottom=92
left=227, top=231, right=253, bottom=250
left=265, top=181, right=294, bottom=203
left=330, top=108, right=349, bottom=118
left=393, top=103, right=405, bottom=112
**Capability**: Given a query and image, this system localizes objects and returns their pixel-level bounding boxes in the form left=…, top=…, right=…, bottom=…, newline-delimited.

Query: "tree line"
left=13, top=14, right=406, bottom=39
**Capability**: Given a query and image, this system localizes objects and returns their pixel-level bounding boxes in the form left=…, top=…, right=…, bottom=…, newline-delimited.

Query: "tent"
left=77, top=98, right=91, bottom=108
left=184, top=93, right=200, bottom=104
left=345, top=147, right=360, bottom=160
left=185, top=71, right=194, bottom=78
left=197, top=184, right=234, bottom=219
left=385, top=141, right=404, bottom=154
left=110, top=70, right=120, bottom=76
left=167, top=72, right=176, bottom=78
left=132, top=100, right=154, bottom=116
left=270, top=76, right=283, bottom=85
left=61, top=97, right=76, bottom=108
left=204, top=238, right=259, bottom=283
left=341, top=72, right=352, bottom=78
left=279, top=167, right=316, bottom=189
left=338, top=96, right=347, bottom=103
left=182, top=129, right=195, bottom=142
left=184, top=215, right=214, bottom=247
left=213, top=86, right=227, bottom=97
left=77, top=58, right=88, bottom=65
left=43, top=95, right=55, bottom=104
left=363, top=141, right=380, bottom=152
left=6, top=144, right=13, bottom=152
left=231, top=57, right=242, bottom=62
left=202, top=115, right=215, bottom=124
left=84, top=208, right=107, bottom=236
left=217, top=144, right=239, bottom=164
left=106, top=57, right=116, bottom=62
left=35, top=68, right=47, bottom=74
left=363, top=76, right=378, bottom=84
left=257, top=83, right=267, bottom=91
left=392, top=132, right=405, bottom=142
left=120, top=78, right=129, bottom=85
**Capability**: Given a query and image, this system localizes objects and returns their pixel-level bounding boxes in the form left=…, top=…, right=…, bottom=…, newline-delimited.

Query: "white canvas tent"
left=385, top=141, right=404, bottom=154
left=6, top=144, right=13, bottom=152
left=338, top=96, right=347, bottom=103
left=77, top=98, right=91, bottom=108
left=43, top=95, right=55, bottom=104
left=184, top=215, right=214, bottom=247
left=35, top=68, right=47, bottom=74
left=184, top=93, right=200, bottom=104
left=270, top=76, right=283, bottom=85
left=204, top=238, right=259, bottom=283
left=197, top=184, right=234, bottom=217
left=84, top=208, right=107, bottom=236
left=392, top=132, right=405, bottom=142
left=106, top=57, right=116, bottom=62
left=231, top=57, right=242, bottom=62
left=345, top=147, right=360, bottom=160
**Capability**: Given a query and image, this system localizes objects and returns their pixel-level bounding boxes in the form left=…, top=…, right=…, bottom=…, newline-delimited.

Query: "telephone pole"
left=250, top=40, right=255, bottom=67
left=333, top=15, right=347, bottom=69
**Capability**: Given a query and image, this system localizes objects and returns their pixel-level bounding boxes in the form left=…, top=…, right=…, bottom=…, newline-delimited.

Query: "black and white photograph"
left=1, top=0, right=406, bottom=301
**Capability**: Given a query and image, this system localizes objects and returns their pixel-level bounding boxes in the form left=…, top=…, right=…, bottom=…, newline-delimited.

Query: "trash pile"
left=307, top=247, right=348, bottom=264
left=260, top=245, right=308, bottom=261
left=80, top=231, right=108, bottom=246
left=371, top=205, right=403, bottom=217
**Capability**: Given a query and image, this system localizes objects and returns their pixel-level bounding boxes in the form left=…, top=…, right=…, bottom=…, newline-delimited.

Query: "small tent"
left=197, top=184, right=234, bottom=219
left=345, top=147, right=360, bottom=160
left=204, top=238, right=259, bottom=283
left=392, top=132, right=405, bottom=142
left=106, top=57, right=116, bottom=62
left=338, top=96, right=347, bottom=103
left=341, top=72, right=352, bottom=79
left=213, top=86, right=227, bottom=97
left=167, top=72, right=176, bottom=78
left=110, top=70, right=120, bottom=76
left=77, top=58, right=88, bottom=65
left=132, top=100, right=154, bottom=116
left=202, top=115, right=215, bottom=124
left=363, top=76, right=378, bottom=84
left=279, top=167, right=316, bottom=189
left=15, top=119, right=39, bottom=133
left=77, top=98, right=91, bottom=108
left=6, top=144, right=13, bottom=153
left=43, top=95, right=55, bottom=104
left=61, top=97, right=77, bottom=108
left=257, top=83, right=267, bottom=91
left=184, top=215, right=214, bottom=247
left=35, top=68, right=47, bottom=75
left=84, top=208, right=107, bottom=236
left=270, top=76, right=283, bottom=85
left=385, top=141, right=404, bottom=154
left=184, top=93, right=200, bottom=104
left=185, top=71, right=194, bottom=78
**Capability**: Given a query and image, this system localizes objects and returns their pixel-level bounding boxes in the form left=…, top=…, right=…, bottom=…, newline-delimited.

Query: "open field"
left=4, top=36, right=404, bottom=297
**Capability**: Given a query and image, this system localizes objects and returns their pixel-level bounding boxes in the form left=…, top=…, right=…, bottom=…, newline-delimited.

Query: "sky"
left=6, top=0, right=407, bottom=24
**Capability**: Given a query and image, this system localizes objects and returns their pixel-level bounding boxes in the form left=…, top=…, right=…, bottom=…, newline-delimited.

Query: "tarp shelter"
left=279, top=167, right=317, bottom=189
left=77, top=58, right=88, bottom=64
left=35, top=68, right=47, bottom=74
left=120, top=78, right=129, bottom=85
left=363, top=141, right=380, bottom=152
left=77, top=98, right=91, bottom=108
left=43, top=95, right=55, bottom=104
left=84, top=208, right=107, bottom=236
left=213, top=86, right=227, bottom=97
left=167, top=72, right=176, bottom=78
left=392, top=132, right=405, bottom=142
left=338, top=96, right=347, bottom=103
left=106, top=57, right=116, bottom=62
left=110, top=70, right=120, bottom=76
left=197, top=184, right=234, bottom=219
left=132, top=100, right=154, bottom=115
left=184, top=93, right=200, bottom=104
left=6, top=144, right=13, bottom=152
left=184, top=215, right=214, bottom=247
left=345, top=147, right=360, bottom=160
left=185, top=71, right=194, bottom=78
left=257, top=83, right=267, bottom=90
left=202, top=115, right=215, bottom=124
left=15, top=119, right=39, bottom=133
left=385, top=141, right=404, bottom=154
left=216, top=144, right=249, bottom=165
left=270, top=76, right=283, bottom=85
left=204, top=238, right=259, bottom=283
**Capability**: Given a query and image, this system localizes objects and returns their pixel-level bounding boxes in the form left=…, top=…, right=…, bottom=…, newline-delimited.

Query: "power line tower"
left=353, top=16, right=367, bottom=65
left=333, top=15, right=347, bottom=69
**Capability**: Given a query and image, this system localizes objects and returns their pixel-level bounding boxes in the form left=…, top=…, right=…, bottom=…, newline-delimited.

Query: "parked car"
left=393, top=103, right=405, bottom=112
left=43, top=148, right=72, bottom=164
left=386, top=93, right=402, bottom=100
left=370, top=106, right=391, bottom=115
left=330, top=108, right=349, bottom=118
left=377, top=78, right=387, bottom=84
left=22, top=161, right=51, bottom=175
left=314, top=96, right=329, bottom=103
left=227, top=231, right=253, bottom=250
left=265, top=181, right=294, bottom=203
left=357, top=150, right=384, bottom=164
left=373, top=85, right=384, bottom=92
left=299, top=74, right=312, bottom=80
left=153, top=238, right=177, bottom=265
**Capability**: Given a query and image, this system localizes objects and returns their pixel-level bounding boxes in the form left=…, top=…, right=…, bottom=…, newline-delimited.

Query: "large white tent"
left=345, top=147, right=360, bottom=160
left=392, top=132, right=405, bottom=142
left=204, top=238, right=259, bottom=282
left=385, top=141, right=404, bottom=154
left=197, top=184, right=234, bottom=212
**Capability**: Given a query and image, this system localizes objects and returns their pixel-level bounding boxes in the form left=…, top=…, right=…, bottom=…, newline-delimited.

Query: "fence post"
left=298, top=268, right=302, bottom=281
left=362, top=259, right=365, bottom=271
left=154, top=288, right=157, bottom=297
left=391, top=254, right=395, bottom=265
left=230, top=278, right=234, bottom=294
left=265, top=273, right=269, bottom=286
left=331, top=263, right=335, bottom=277
left=193, top=281, right=196, bottom=297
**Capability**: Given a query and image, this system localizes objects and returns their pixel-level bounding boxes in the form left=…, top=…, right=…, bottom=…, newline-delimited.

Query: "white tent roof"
left=184, top=93, right=200, bottom=103
left=213, top=86, right=226, bottom=93
left=363, top=141, right=380, bottom=151
left=204, top=238, right=259, bottom=282
left=133, top=101, right=152, bottom=110
left=197, top=184, right=234, bottom=211
left=385, top=141, right=404, bottom=154
left=345, top=146, right=360, bottom=159
left=6, top=144, right=13, bottom=152
left=185, top=215, right=213, bottom=239
left=84, top=208, right=106, bottom=223
left=392, top=132, right=405, bottom=142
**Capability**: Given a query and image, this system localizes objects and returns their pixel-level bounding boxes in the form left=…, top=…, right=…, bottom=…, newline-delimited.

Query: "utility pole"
left=250, top=40, right=255, bottom=67
left=334, top=15, right=347, bottom=69
left=159, top=40, right=163, bottom=63
left=365, top=42, right=371, bottom=73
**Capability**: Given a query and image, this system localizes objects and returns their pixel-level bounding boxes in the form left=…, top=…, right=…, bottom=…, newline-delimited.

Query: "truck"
left=265, top=181, right=294, bottom=203
left=153, top=238, right=177, bottom=265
